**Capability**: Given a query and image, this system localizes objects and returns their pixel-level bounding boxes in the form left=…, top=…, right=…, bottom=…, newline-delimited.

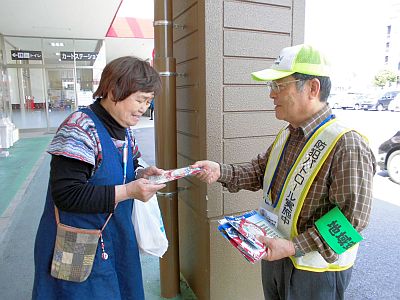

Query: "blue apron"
left=32, top=108, right=144, bottom=300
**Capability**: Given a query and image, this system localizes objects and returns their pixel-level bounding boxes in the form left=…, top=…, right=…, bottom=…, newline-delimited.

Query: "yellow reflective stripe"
left=264, top=127, right=289, bottom=199
left=288, top=120, right=358, bottom=272
left=273, top=119, right=336, bottom=212
left=292, top=120, right=351, bottom=236
left=289, top=243, right=358, bottom=272
left=289, top=257, right=354, bottom=272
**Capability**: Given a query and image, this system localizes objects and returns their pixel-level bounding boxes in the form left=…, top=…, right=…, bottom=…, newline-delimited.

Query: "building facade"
left=0, top=35, right=105, bottom=132
left=384, top=1, right=400, bottom=84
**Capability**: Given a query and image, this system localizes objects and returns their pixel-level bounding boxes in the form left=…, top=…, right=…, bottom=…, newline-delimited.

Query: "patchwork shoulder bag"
left=50, top=206, right=112, bottom=282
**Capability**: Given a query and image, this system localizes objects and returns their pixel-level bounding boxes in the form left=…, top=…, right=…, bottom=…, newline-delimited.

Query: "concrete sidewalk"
left=0, top=117, right=196, bottom=299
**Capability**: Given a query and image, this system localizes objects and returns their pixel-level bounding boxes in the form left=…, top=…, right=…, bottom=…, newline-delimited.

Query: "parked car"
left=388, top=94, right=400, bottom=112
left=358, top=92, right=379, bottom=110
left=327, top=93, right=340, bottom=109
left=361, top=90, right=400, bottom=111
left=377, top=130, right=400, bottom=184
left=327, top=93, right=362, bottom=109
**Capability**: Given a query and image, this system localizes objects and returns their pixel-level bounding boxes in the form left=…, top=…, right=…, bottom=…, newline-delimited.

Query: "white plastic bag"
left=132, top=194, right=168, bottom=257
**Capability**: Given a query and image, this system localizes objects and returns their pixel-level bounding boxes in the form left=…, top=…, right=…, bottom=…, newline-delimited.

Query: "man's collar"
left=288, top=105, right=332, bottom=139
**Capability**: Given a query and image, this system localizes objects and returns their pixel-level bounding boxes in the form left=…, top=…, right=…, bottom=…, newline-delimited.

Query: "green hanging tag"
left=315, top=206, right=363, bottom=254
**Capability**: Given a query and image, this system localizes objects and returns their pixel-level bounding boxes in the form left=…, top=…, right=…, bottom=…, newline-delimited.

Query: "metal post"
left=153, top=0, right=180, bottom=298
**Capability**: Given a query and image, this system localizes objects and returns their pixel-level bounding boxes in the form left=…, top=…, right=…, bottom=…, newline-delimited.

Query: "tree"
left=374, top=69, right=398, bottom=87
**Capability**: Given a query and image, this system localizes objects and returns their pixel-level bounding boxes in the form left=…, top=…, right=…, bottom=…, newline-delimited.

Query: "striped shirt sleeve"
left=47, top=111, right=100, bottom=166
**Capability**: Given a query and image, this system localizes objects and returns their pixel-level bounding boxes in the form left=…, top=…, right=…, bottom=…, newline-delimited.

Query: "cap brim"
left=251, top=69, right=294, bottom=81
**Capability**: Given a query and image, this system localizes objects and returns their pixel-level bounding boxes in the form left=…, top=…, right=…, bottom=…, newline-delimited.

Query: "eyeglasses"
left=266, top=79, right=303, bottom=93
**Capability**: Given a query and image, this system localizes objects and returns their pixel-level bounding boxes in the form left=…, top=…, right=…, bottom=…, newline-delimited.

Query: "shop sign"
left=11, top=50, right=42, bottom=60
left=60, top=52, right=98, bottom=61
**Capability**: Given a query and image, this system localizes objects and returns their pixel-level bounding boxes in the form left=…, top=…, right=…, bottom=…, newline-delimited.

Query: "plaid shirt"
left=219, top=105, right=376, bottom=263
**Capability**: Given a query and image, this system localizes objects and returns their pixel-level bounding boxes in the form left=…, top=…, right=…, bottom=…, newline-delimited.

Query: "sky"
left=305, top=0, right=394, bottom=90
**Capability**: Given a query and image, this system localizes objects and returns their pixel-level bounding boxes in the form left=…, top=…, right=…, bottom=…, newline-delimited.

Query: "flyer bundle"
left=148, top=166, right=202, bottom=184
left=218, top=210, right=284, bottom=263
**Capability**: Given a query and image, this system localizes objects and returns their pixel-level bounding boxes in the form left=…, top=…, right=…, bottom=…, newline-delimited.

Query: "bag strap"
left=54, top=205, right=113, bottom=233
left=101, top=212, right=113, bottom=232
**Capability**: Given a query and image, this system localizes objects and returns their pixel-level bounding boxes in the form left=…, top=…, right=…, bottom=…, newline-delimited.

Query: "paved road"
left=0, top=154, right=49, bottom=300
left=345, top=197, right=400, bottom=299
left=133, top=127, right=156, bottom=166
left=335, top=109, right=400, bottom=299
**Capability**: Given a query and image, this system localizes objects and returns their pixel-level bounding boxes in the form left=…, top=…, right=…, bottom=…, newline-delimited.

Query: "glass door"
left=4, top=36, right=104, bottom=131
left=9, top=67, right=47, bottom=130
left=47, top=69, right=76, bottom=129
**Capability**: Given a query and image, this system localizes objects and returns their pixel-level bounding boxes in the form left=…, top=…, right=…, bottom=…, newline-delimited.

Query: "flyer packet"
left=148, top=166, right=202, bottom=184
left=218, top=219, right=266, bottom=263
left=217, top=210, right=285, bottom=263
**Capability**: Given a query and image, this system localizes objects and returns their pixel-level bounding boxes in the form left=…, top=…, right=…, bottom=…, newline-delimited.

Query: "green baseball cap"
left=251, top=44, right=331, bottom=81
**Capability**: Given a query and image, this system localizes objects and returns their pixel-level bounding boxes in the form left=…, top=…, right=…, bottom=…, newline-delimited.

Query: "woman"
left=32, top=57, right=166, bottom=299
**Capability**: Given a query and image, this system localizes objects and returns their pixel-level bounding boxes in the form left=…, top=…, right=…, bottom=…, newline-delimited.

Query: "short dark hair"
left=292, top=73, right=331, bottom=102
left=93, top=56, right=162, bottom=102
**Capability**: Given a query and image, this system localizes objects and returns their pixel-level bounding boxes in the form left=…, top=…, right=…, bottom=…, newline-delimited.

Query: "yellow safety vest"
left=260, top=118, right=358, bottom=272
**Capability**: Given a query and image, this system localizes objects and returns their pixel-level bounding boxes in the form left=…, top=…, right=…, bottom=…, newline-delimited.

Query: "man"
left=193, top=44, right=375, bottom=300
left=149, top=98, right=154, bottom=120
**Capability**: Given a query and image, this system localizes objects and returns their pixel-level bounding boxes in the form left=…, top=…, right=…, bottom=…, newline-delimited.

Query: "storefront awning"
left=106, top=17, right=154, bottom=39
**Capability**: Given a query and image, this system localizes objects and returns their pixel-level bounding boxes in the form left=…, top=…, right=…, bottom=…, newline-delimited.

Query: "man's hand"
left=258, top=236, right=296, bottom=261
left=191, top=160, right=221, bottom=184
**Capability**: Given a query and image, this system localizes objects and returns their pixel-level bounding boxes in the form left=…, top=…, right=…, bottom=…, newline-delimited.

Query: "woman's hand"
left=191, top=160, right=221, bottom=184
left=115, top=178, right=165, bottom=203
left=136, top=166, right=164, bottom=179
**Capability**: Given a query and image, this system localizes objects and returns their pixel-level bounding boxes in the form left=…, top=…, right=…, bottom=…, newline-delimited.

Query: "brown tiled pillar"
left=154, top=0, right=180, bottom=298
